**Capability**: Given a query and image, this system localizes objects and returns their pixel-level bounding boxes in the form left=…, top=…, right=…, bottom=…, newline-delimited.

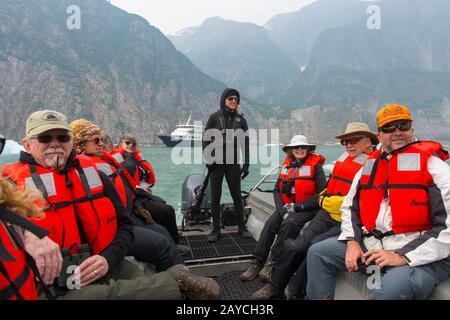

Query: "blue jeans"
left=306, top=236, right=450, bottom=300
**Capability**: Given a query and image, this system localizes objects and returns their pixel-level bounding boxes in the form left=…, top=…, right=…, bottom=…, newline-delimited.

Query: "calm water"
left=0, top=145, right=343, bottom=212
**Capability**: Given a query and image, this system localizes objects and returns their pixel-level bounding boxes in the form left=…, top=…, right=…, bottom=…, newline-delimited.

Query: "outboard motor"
left=181, top=174, right=212, bottom=224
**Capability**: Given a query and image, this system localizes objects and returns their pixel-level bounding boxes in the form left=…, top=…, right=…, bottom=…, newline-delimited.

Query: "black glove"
left=240, top=164, right=249, bottom=180
left=294, top=203, right=305, bottom=212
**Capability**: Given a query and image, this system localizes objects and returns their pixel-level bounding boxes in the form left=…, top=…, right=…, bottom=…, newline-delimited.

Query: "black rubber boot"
left=207, top=229, right=221, bottom=242
left=208, top=207, right=222, bottom=242
left=236, top=206, right=252, bottom=239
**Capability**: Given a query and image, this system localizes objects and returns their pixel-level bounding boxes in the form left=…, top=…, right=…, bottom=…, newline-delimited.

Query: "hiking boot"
left=207, top=229, right=221, bottom=242
left=240, top=260, right=263, bottom=282
left=176, top=244, right=190, bottom=256
left=238, top=227, right=252, bottom=239
left=259, top=257, right=274, bottom=282
left=250, top=282, right=282, bottom=300
left=167, top=264, right=221, bottom=300
left=284, top=285, right=301, bottom=300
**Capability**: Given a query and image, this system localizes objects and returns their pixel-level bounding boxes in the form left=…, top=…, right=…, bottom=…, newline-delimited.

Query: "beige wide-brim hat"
left=282, top=135, right=316, bottom=152
left=335, top=122, right=379, bottom=145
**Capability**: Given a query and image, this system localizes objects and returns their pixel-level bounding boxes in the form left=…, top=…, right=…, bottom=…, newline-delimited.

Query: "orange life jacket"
left=111, top=147, right=156, bottom=187
left=0, top=221, right=38, bottom=300
left=89, top=153, right=134, bottom=209
left=2, top=155, right=118, bottom=255
left=278, top=154, right=326, bottom=204
left=326, top=150, right=380, bottom=196
left=359, top=141, right=449, bottom=234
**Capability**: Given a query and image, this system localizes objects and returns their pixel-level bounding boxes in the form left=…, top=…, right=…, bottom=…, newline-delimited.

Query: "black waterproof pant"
left=209, top=164, right=245, bottom=230
left=254, top=209, right=317, bottom=264
left=143, top=199, right=179, bottom=243
left=271, top=210, right=341, bottom=290
left=128, top=218, right=184, bottom=272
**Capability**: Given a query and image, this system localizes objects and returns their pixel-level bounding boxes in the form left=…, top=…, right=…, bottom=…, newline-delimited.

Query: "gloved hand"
left=240, top=164, right=249, bottom=180
left=137, top=208, right=155, bottom=224
left=281, top=203, right=296, bottom=220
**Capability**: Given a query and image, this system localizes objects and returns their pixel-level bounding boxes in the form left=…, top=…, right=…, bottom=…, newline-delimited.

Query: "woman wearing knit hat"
left=202, top=88, right=251, bottom=242
left=111, top=134, right=184, bottom=249
left=70, top=119, right=185, bottom=271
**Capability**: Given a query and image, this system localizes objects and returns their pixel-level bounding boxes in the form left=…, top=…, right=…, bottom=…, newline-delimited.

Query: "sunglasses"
left=0, top=135, right=5, bottom=155
left=380, top=122, right=412, bottom=134
left=36, top=134, right=71, bottom=144
left=341, top=136, right=366, bottom=146
left=87, top=137, right=103, bottom=145
left=291, top=146, right=307, bottom=150
left=124, top=140, right=136, bottom=147
left=226, top=96, right=238, bottom=102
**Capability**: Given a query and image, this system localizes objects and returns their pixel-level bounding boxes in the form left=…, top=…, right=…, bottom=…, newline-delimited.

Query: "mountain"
left=0, top=0, right=227, bottom=144
left=169, top=17, right=301, bottom=105
left=266, top=0, right=368, bottom=68
left=277, top=0, right=450, bottom=142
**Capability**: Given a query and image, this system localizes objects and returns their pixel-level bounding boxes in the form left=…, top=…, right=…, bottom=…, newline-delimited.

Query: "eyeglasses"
left=87, top=137, right=103, bottom=145
left=340, top=136, right=366, bottom=146
left=0, top=135, right=5, bottom=155
left=35, top=134, right=71, bottom=144
left=226, top=96, right=238, bottom=102
left=124, top=140, right=136, bottom=147
left=380, top=122, right=412, bottom=134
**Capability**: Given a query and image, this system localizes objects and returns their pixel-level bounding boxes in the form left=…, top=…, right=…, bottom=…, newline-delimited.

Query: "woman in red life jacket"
left=0, top=134, right=61, bottom=300
left=241, top=135, right=326, bottom=283
left=70, top=120, right=184, bottom=271
left=252, top=122, right=379, bottom=300
left=110, top=134, right=182, bottom=247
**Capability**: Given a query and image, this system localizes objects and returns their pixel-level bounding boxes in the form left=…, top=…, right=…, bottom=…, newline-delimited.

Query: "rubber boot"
left=236, top=206, right=252, bottom=239
left=208, top=210, right=221, bottom=242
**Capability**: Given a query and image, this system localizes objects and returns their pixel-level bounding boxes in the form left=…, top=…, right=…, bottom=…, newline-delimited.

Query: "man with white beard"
left=2, top=110, right=221, bottom=300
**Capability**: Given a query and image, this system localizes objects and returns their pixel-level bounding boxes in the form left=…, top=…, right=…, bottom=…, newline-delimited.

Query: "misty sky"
left=110, top=0, right=317, bottom=35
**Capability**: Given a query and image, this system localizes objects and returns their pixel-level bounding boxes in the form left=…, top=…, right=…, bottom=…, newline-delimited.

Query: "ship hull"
left=158, top=135, right=201, bottom=148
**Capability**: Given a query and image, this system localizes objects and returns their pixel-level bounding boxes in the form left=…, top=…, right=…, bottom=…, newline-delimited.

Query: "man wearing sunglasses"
left=252, top=122, right=379, bottom=299
left=1, top=110, right=220, bottom=300
left=0, top=132, right=60, bottom=300
left=307, top=104, right=450, bottom=300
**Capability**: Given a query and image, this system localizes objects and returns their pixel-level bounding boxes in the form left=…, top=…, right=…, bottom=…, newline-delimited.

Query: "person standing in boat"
left=202, top=88, right=251, bottom=242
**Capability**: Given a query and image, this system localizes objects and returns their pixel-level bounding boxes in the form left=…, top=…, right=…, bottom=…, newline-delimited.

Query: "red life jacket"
left=326, top=150, right=380, bottom=196
left=359, top=141, right=449, bottom=234
left=0, top=222, right=38, bottom=300
left=89, top=153, right=134, bottom=209
left=111, top=147, right=156, bottom=187
left=101, top=151, right=136, bottom=194
left=2, top=155, right=118, bottom=255
left=278, top=154, right=326, bottom=204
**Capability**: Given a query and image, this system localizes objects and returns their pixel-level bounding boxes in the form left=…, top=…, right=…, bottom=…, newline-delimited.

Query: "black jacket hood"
left=220, top=88, right=240, bottom=114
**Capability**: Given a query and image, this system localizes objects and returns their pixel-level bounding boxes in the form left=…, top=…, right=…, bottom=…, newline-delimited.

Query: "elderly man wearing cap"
left=1, top=110, right=221, bottom=300
left=241, top=135, right=326, bottom=283
left=0, top=132, right=60, bottom=300
left=307, top=104, right=450, bottom=300
left=252, top=122, right=379, bottom=300
left=69, top=119, right=185, bottom=272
